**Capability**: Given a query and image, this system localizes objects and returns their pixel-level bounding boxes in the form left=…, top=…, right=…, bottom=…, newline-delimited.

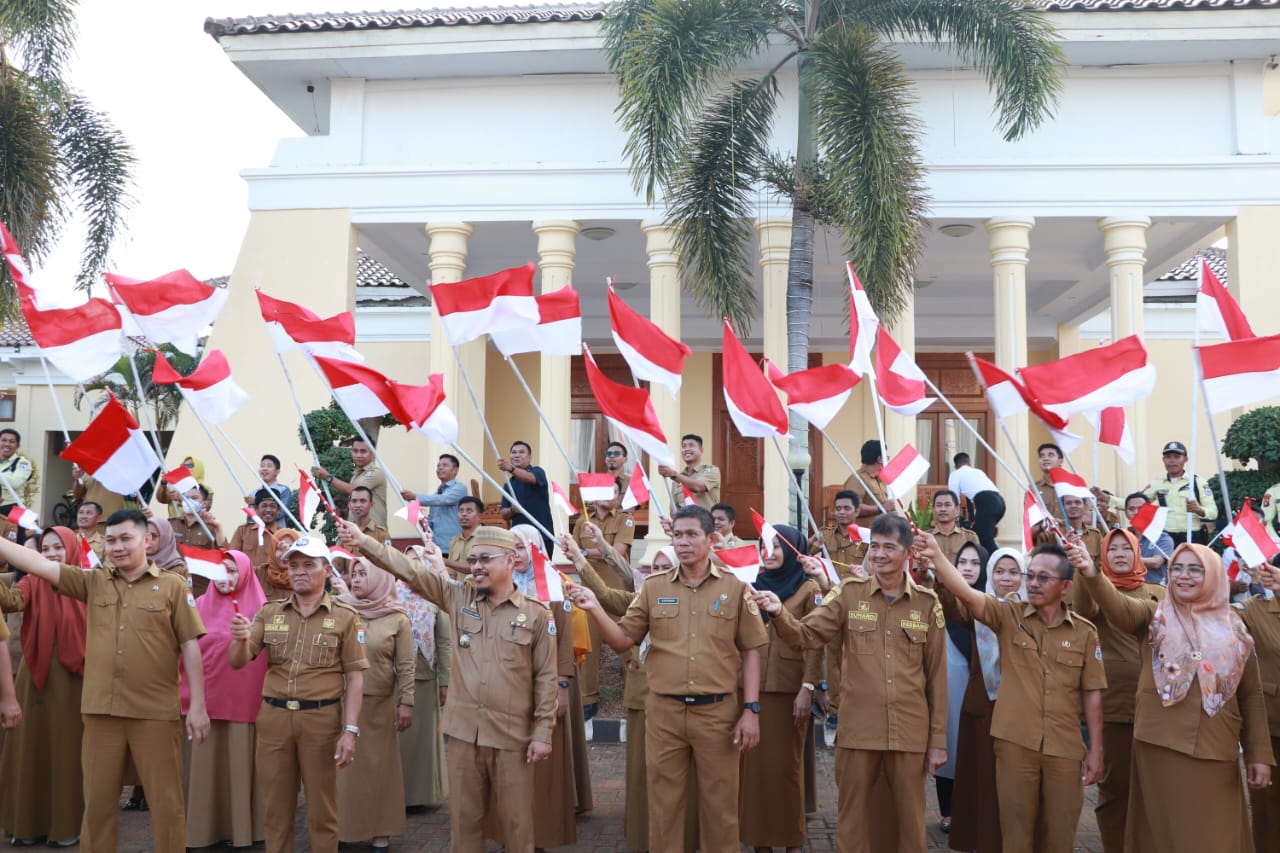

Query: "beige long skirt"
left=399, top=674, right=447, bottom=808
left=338, top=693, right=406, bottom=841
left=184, top=720, right=266, bottom=848
left=1126, top=739, right=1254, bottom=853
left=738, top=692, right=807, bottom=847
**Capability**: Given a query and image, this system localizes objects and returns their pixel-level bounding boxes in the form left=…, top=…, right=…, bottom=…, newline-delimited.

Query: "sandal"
left=940, top=817, right=952, bottom=833
left=122, top=792, right=148, bottom=812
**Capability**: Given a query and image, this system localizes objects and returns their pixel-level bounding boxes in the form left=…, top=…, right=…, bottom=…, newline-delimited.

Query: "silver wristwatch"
left=342, top=724, right=361, bottom=737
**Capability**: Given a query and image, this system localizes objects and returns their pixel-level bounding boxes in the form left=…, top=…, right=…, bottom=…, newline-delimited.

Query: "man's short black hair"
left=254, top=489, right=279, bottom=507
left=834, top=490, right=860, bottom=507
left=351, top=485, right=374, bottom=500
left=672, top=505, right=714, bottom=534
left=197, top=485, right=211, bottom=501
left=710, top=503, right=736, bottom=522
left=1124, top=492, right=1148, bottom=508
left=261, top=454, right=281, bottom=470
left=439, top=453, right=460, bottom=468
left=80, top=501, right=102, bottom=516
left=458, top=496, right=484, bottom=512
left=870, top=513, right=913, bottom=548
left=953, top=452, right=971, bottom=467
left=1037, top=443, right=1063, bottom=458
left=606, top=441, right=627, bottom=456
left=1029, top=542, right=1073, bottom=581
left=105, top=508, right=148, bottom=534
left=860, top=440, right=882, bottom=466
left=933, top=489, right=960, bottom=507
left=681, top=434, right=704, bottom=448
left=0, top=428, right=20, bottom=444
left=511, top=440, right=532, bottom=454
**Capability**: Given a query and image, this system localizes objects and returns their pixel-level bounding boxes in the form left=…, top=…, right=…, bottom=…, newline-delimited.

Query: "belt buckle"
left=286, top=700, right=301, bottom=711
left=683, top=696, right=695, bottom=704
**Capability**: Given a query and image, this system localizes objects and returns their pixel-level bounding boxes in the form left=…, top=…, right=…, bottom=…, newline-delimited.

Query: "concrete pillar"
left=755, top=216, right=791, bottom=523
left=532, top=220, right=580, bottom=501
left=986, top=217, right=1034, bottom=544
left=1226, top=206, right=1280, bottom=334
left=642, top=220, right=680, bottom=553
left=1099, top=216, right=1151, bottom=493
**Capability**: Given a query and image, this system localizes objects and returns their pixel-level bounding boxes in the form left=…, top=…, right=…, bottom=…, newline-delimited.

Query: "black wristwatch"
left=817, top=681, right=829, bottom=692
left=742, top=701, right=761, bottom=714
left=557, top=679, right=571, bottom=689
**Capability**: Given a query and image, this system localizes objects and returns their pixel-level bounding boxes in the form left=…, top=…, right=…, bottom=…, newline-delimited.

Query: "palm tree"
left=0, top=0, right=134, bottom=315
left=604, top=0, right=1062, bottom=491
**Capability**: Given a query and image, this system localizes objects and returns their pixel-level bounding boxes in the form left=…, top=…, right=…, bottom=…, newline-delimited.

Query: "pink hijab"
left=181, top=550, right=269, bottom=723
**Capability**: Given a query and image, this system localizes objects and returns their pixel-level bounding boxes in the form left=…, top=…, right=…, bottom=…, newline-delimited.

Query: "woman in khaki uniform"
left=396, top=546, right=450, bottom=810
left=336, top=558, right=415, bottom=849
left=740, top=524, right=822, bottom=852
left=1237, top=557, right=1280, bottom=851
left=1070, top=528, right=1165, bottom=853
left=1075, top=541, right=1273, bottom=852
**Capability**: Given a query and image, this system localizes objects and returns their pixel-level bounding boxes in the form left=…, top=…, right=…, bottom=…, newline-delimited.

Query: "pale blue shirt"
left=416, top=479, right=468, bottom=546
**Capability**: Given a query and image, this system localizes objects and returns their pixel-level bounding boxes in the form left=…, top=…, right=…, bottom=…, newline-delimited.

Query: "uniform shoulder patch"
left=932, top=601, right=944, bottom=629
left=625, top=518, right=633, bottom=528
left=821, top=586, right=842, bottom=606
left=746, top=597, right=760, bottom=616
left=548, top=620, right=557, bottom=635
left=1095, top=643, right=1103, bottom=661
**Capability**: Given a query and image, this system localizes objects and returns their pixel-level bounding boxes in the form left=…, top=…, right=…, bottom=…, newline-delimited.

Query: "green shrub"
left=1221, top=407, right=1280, bottom=472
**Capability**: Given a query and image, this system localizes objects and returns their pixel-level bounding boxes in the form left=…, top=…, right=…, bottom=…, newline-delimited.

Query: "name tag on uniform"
left=899, top=619, right=929, bottom=631
left=461, top=607, right=481, bottom=619
left=264, top=624, right=289, bottom=632
left=849, top=609, right=878, bottom=622
left=657, top=597, right=679, bottom=604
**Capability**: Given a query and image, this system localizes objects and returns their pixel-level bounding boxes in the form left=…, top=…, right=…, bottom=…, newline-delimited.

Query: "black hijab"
left=752, top=524, right=810, bottom=621
left=946, top=540, right=990, bottom=660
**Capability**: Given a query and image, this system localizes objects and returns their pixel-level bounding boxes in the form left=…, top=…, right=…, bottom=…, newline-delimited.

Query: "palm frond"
left=848, top=0, right=1063, bottom=140
left=603, top=0, right=785, bottom=202
left=52, top=91, right=134, bottom=288
left=807, top=25, right=928, bottom=323
left=668, top=75, right=778, bottom=334
left=0, top=0, right=79, bottom=82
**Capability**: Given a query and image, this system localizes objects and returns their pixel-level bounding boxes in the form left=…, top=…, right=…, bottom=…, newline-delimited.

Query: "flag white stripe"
left=603, top=416, right=674, bottom=467
left=39, top=328, right=125, bottom=383
left=1202, top=369, right=1280, bottom=414
left=885, top=455, right=929, bottom=500
left=492, top=316, right=581, bottom=358
left=1039, top=364, right=1157, bottom=418
left=986, top=381, right=1028, bottom=419
left=332, top=384, right=389, bottom=420
left=724, top=393, right=786, bottom=439
left=412, top=404, right=460, bottom=446
left=438, top=295, right=540, bottom=346
left=181, top=379, right=249, bottom=425
left=579, top=486, right=615, bottom=503
left=612, top=334, right=683, bottom=397
left=93, top=428, right=163, bottom=495
left=120, top=290, right=228, bottom=356
left=788, top=390, right=852, bottom=432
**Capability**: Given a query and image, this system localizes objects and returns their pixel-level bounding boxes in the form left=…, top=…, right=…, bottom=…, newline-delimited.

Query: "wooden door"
left=914, top=353, right=996, bottom=487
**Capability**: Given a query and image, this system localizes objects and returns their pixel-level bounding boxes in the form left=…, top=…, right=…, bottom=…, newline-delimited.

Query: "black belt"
left=263, top=696, right=341, bottom=711
left=664, top=693, right=726, bottom=706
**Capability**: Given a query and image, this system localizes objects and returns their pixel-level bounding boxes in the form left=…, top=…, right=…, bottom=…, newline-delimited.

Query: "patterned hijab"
left=975, top=547, right=1027, bottom=701
left=1151, top=542, right=1254, bottom=716
left=399, top=547, right=439, bottom=666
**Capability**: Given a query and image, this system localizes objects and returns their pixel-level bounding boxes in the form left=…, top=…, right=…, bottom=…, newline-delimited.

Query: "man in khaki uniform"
left=659, top=434, right=721, bottom=510
left=1034, top=442, right=1068, bottom=527
left=0, top=509, right=210, bottom=853
left=843, top=440, right=889, bottom=521
left=445, top=496, right=483, bottom=579
left=72, top=463, right=126, bottom=521
left=348, top=485, right=390, bottom=546
left=757, top=513, right=947, bottom=853
left=807, top=489, right=868, bottom=725
left=228, top=489, right=285, bottom=578
left=341, top=521, right=558, bottom=852
left=1144, top=440, right=1217, bottom=545
left=603, top=441, right=631, bottom=497
left=314, top=436, right=388, bottom=527
left=169, top=485, right=227, bottom=597
left=231, top=535, right=367, bottom=853
left=928, top=533, right=1105, bottom=853
left=573, top=505, right=767, bottom=853
left=929, top=489, right=979, bottom=567
left=76, top=500, right=107, bottom=563
left=1035, top=494, right=1103, bottom=568
left=710, top=503, right=745, bottom=548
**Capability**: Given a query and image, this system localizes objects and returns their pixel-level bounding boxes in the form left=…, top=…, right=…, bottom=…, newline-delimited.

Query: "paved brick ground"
left=114, top=738, right=1101, bottom=852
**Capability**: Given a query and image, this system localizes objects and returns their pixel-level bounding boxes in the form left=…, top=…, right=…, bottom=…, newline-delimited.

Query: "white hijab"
left=975, top=547, right=1028, bottom=701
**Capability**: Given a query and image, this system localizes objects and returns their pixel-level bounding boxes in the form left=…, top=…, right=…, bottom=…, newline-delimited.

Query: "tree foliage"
left=1221, top=406, right=1280, bottom=473
left=75, top=345, right=194, bottom=432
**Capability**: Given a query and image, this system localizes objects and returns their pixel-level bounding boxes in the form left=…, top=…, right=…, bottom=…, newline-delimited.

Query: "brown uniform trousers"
left=978, top=595, right=1107, bottom=853
left=572, top=509, right=635, bottom=705
left=771, top=574, right=948, bottom=853
left=811, top=529, right=866, bottom=716
left=617, top=564, right=769, bottom=853
left=246, top=594, right=368, bottom=853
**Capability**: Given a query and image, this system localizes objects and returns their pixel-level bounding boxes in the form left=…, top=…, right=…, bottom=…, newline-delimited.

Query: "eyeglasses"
left=1026, top=572, right=1063, bottom=585
left=466, top=553, right=506, bottom=566
left=604, top=450, right=624, bottom=457
left=1169, top=564, right=1205, bottom=577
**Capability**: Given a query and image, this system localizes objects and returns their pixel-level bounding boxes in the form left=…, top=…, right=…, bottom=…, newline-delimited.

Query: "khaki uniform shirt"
left=845, top=466, right=889, bottom=517
left=617, top=564, right=768, bottom=696
left=55, top=562, right=205, bottom=720
left=759, top=583, right=824, bottom=693
left=929, top=525, right=980, bottom=568
left=357, top=520, right=391, bottom=547
left=352, top=463, right=389, bottom=527
left=978, top=596, right=1106, bottom=759
left=1035, top=524, right=1103, bottom=569
left=1035, top=476, right=1067, bottom=524
left=1261, top=484, right=1280, bottom=535
left=721, top=534, right=745, bottom=549
left=572, top=509, right=636, bottom=590
left=573, top=559, right=648, bottom=710
left=446, top=529, right=478, bottom=582
left=1072, top=579, right=1165, bottom=723
left=169, top=517, right=225, bottom=551
left=812, top=526, right=867, bottom=576
left=228, top=522, right=280, bottom=575
left=357, top=539, right=559, bottom=748
left=1144, top=472, right=1217, bottom=535
left=247, top=594, right=368, bottom=701
left=82, top=474, right=126, bottom=519
left=1236, top=595, right=1280, bottom=739
left=671, top=464, right=721, bottom=510
left=771, top=574, right=947, bottom=753
left=360, top=612, right=416, bottom=706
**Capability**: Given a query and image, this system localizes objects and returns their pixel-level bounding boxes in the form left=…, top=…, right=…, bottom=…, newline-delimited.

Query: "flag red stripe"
left=608, top=286, right=691, bottom=374
left=429, top=264, right=536, bottom=315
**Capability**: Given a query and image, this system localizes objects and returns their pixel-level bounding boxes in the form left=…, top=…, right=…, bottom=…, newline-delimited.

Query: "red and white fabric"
left=881, top=445, right=929, bottom=500
left=1128, top=502, right=1170, bottom=546
left=21, top=294, right=124, bottom=382
left=722, top=320, right=788, bottom=438
left=1226, top=500, right=1280, bottom=569
left=179, top=545, right=230, bottom=582
left=620, top=463, right=651, bottom=511
left=491, top=284, right=581, bottom=357
left=751, top=508, right=778, bottom=559
left=846, top=263, right=880, bottom=377
left=1023, top=490, right=1046, bottom=551
left=681, top=484, right=697, bottom=507
left=105, top=270, right=228, bottom=356
left=389, top=375, right=459, bottom=446
left=1046, top=468, right=1092, bottom=501
left=552, top=482, right=578, bottom=517
left=1018, top=336, right=1156, bottom=419
left=718, top=544, right=760, bottom=584
left=60, top=394, right=161, bottom=496
left=846, top=523, right=872, bottom=544
left=162, top=466, right=198, bottom=495
left=582, top=345, right=674, bottom=467
left=765, top=359, right=860, bottom=431
left=256, top=290, right=363, bottom=363
left=608, top=284, right=691, bottom=397
left=577, top=473, right=617, bottom=504
left=1197, top=256, right=1254, bottom=342
left=1084, top=407, right=1135, bottom=465
left=5, top=506, right=38, bottom=532
left=1198, top=333, right=1280, bottom=414
left=151, top=349, right=248, bottom=425
left=394, top=500, right=422, bottom=529
left=296, top=468, right=322, bottom=525
left=969, top=355, right=1081, bottom=453
left=530, top=543, right=565, bottom=603
left=428, top=263, right=539, bottom=346
left=241, top=507, right=266, bottom=546
left=313, top=356, right=396, bottom=420
left=873, top=328, right=934, bottom=416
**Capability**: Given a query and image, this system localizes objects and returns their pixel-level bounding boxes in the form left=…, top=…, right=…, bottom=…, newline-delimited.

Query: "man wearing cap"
left=337, top=520, right=557, bottom=852
left=1143, top=441, right=1217, bottom=545
left=229, top=489, right=285, bottom=580
left=230, top=535, right=368, bottom=853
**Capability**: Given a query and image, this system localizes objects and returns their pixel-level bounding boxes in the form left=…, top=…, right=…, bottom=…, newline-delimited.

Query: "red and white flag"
left=552, top=482, right=578, bottom=517
left=491, top=284, right=581, bottom=358
left=297, top=468, right=322, bottom=525
left=1128, top=502, right=1169, bottom=546
left=847, top=264, right=881, bottom=377
left=881, top=444, right=929, bottom=500
left=1227, top=500, right=1279, bottom=569
left=256, top=290, right=363, bottom=363
left=765, top=360, right=860, bottom=431
left=969, top=355, right=1081, bottom=452
left=429, top=263, right=539, bottom=346
left=60, top=394, right=162, bottom=496
left=21, top=294, right=124, bottom=382
left=722, top=320, right=788, bottom=438
left=529, top=543, right=565, bottom=603
left=608, top=283, right=691, bottom=397
left=242, top=506, right=266, bottom=546
left=151, top=349, right=248, bottom=425
left=1023, top=490, right=1046, bottom=551
left=1047, top=468, right=1092, bottom=501
left=394, top=500, right=422, bottom=529
left=1198, top=334, right=1280, bottom=414
left=751, top=508, right=778, bottom=559
left=1018, top=336, right=1156, bottom=419
left=179, top=545, right=230, bottom=582
left=846, top=523, right=872, bottom=543
left=162, top=465, right=199, bottom=495
left=718, top=544, right=760, bottom=584
left=582, top=345, right=674, bottom=467
left=1197, top=256, right=1254, bottom=342
left=0, top=221, right=61, bottom=310
left=681, top=484, right=697, bottom=507
left=873, top=328, right=934, bottom=416
left=1085, top=407, right=1135, bottom=465
left=79, top=535, right=100, bottom=569
left=389, top=374, right=459, bottom=445
left=620, top=463, right=650, bottom=511
left=577, top=473, right=617, bottom=504
left=105, top=270, right=228, bottom=356
left=314, top=356, right=396, bottom=420
left=5, top=505, right=37, bottom=532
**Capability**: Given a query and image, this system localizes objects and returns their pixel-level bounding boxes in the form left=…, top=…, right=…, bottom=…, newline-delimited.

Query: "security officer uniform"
left=670, top=463, right=721, bottom=510
left=358, top=528, right=558, bottom=853
left=771, top=574, right=947, bottom=853
left=928, top=524, right=980, bottom=568
left=1144, top=452, right=1217, bottom=544
left=844, top=466, right=888, bottom=518
left=1260, top=483, right=1280, bottom=536
left=244, top=552, right=368, bottom=853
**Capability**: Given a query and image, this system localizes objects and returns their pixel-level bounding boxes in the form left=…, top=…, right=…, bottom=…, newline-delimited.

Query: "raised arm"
left=562, top=535, right=635, bottom=617
left=916, top=530, right=986, bottom=621
left=1072, top=540, right=1153, bottom=635
left=339, top=519, right=449, bottom=609
left=568, top=586, right=637, bottom=653
left=0, top=537, right=62, bottom=585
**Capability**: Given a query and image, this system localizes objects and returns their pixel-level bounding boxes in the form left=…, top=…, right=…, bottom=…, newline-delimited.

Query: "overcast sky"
left=32, top=1, right=328, bottom=294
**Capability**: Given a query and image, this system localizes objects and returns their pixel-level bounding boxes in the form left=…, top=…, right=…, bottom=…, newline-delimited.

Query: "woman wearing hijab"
left=1074, top=540, right=1273, bottom=851
left=395, top=546, right=451, bottom=810
left=935, top=540, right=989, bottom=834
left=740, top=523, right=822, bottom=853
left=1235, top=555, right=1280, bottom=851
left=259, top=528, right=300, bottom=600
left=0, top=527, right=87, bottom=846
left=180, top=550, right=268, bottom=848
left=1069, top=527, right=1166, bottom=853
left=336, top=557, right=414, bottom=850
left=147, top=516, right=186, bottom=571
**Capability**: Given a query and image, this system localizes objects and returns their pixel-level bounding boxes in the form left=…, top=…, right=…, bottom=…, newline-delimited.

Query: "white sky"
left=32, top=1, right=338, bottom=295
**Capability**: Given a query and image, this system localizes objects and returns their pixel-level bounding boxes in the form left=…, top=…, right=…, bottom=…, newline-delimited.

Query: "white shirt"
left=947, top=466, right=999, bottom=501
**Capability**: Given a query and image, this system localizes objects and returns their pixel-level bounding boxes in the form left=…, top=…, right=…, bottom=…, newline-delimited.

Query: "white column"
left=642, top=220, right=680, bottom=553
left=755, top=216, right=791, bottom=523
left=532, top=220, right=580, bottom=500
left=1099, top=216, right=1151, bottom=494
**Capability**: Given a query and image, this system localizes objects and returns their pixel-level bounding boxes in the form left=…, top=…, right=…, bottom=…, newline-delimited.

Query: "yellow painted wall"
left=7, top=381, right=92, bottom=523
left=680, top=352, right=714, bottom=458
left=482, top=348, right=539, bottom=503
left=819, top=350, right=878, bottom=489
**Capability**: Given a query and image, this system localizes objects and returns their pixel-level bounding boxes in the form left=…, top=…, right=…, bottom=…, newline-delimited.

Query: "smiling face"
left=76, top=502, right=101, bottom=531
left=1038, top=446, right=1062, bottom=473
left=511, top=534, right=532, bottom=573
left=40, top=531, right=66, bottom=563
left=1168, top=552, right=1206, bottom=603
left=508, top=443, right=531, bottom=469
left=468, top=546, right=515, bottom=593
left=0, top=432, right=18, bottom=460
left=256, top=498, right=280, bottom=526
left=866, top=531, right=909, bottom=585
left=1063, top=496, right=1086, bottom=524
left=436, top=455, right=458, bottom=481
left=933, top=494, right=957, bottom=525
left=762, top=535, right=786, bottom=570
left=991, top=556, right=1024, bottom=597
left=105, top=519, right=149, bottom=573
left=711, top=508, right=733, bottom=536
left=259, top=456, right=279, bottom=483
left=1106, top=536, right=1135, bottom=575
left=681, top=438, right=702, bottom=465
